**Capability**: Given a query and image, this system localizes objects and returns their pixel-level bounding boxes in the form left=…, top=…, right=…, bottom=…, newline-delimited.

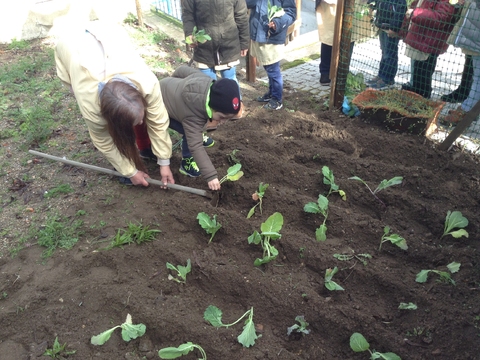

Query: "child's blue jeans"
left=264, top=61, right=283, bottom=102
left=168, top=118, right=192, bottom=159
left=378, top=31, right=400, bottom=83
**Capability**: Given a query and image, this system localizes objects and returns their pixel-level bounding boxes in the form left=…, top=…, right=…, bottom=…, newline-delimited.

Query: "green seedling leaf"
left=305, top=195, right=328, bottom=241
left=415, top=269, right=431, bottom=283
left=158, top=342, right=207, bottom=359
left=315, top=224, right=327, bottom=242
left=247, top=230, right=262, bottom=245
left=287, top=315, right=310, bottom=336
left=442, top=211, right=469, bottom=239
left=166, top=259, right=191, bottom=283
left=237, top=309, right=258, bottom=347
left=204, top=305, right=224, bottom=327
left=260, top=212, right=283, bottom=233
left=267, top=0, right=285, bottom=21
left=447, top=261, right=461, bottom=273
left=91, top=314, right=145, bottom=345
left=219, top=164, right=243, bottom=184
left=373, top=353, right=402, bottom=360
left=304, top=202, right=320, bottom=213
left=91, top=327, right=119, bottom=345
left=379, top=226, right=407, bottom=251
left=322, top=166, right=346, bottom=199
left=374, top=176, right=403, bottom=194
left=186, top=26, right=212, bottom=45
left=324, top=267, right=344, bottom=291
left=350, top=332, right=370, bottom=352
left=197, top=212, right=222, bottom=243
left=398, top=302, right=417, bottom=310
left=249, top=213, right=283, bottom=266
left=416, top=267, right=456, bottom=285
left=247, top=183, right=269, bottom=218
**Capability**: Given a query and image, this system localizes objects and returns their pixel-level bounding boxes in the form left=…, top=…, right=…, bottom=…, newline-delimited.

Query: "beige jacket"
left=55, top=21, right=171, bottom=177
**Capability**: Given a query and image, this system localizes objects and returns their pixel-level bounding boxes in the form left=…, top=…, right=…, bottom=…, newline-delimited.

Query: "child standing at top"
left=248, top=0, right=296, bottom=110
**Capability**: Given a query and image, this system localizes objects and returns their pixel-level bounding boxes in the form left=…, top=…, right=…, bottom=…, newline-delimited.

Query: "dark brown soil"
left=1, top=33, right=480, bottom=360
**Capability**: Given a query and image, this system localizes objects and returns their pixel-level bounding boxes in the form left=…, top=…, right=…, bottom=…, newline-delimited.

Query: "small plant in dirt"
left=442, top=210, right=468, bottom=239
left=219, top=163, right=244, bottom=184
left=91, top=314, right=146, bottom=346
left=322, top=166, right=346, bottom=200
left=44, top=183, right=74, bottom=198
left=105, top=222, right=160, bottom=249
left=159, top=342, right=207, bottom=359
left=324, top=267, right=344, bottom=291
left=37, top=213, right=84, bottom=258
left=415, top=261, right=460, bottom=286
left=333, top=250, right=372, bottom=266
left=349, top=175, right=403, bottom=207
left=204, top=305, right=259, bottom=347
left=227, top=149, right=241, bottom=165
left=197, top=212, right=222, bottom=243
left=247, top=182, right=269, bottom=218
left=379, top=226, right=408, bottom=251
left=287, top=315, right=310, bottom=336
left=304, top=194, right=328, bottom=241
left=248, top=212, right=283, bottom=266
left=350, top=332, right=401, bottom=360
left=166, top=259, right=191, bottom=284
left=43, top=337, right=76, bottom=358
left=398, top=302, right=417, bottom=310
left=185, top=26, right=212, bottom=45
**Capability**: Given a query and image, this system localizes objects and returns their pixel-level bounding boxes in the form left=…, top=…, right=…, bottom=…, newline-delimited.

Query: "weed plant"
left=37, top=214, right=84, bottom=258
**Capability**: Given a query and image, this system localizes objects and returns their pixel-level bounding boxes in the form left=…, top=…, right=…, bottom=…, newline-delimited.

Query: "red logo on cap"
left=232, top=97, right=240, bottom=110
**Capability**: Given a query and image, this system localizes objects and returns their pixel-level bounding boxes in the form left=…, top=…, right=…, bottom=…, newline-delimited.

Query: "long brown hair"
left=100, top=80, right=147, bottom=173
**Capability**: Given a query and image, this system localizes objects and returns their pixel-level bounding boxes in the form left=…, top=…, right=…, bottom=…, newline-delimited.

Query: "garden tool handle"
left=28, top=150, right=211, bottom=198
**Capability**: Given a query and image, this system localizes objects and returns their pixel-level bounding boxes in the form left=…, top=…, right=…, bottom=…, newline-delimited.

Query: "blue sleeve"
left=271, top=0, right=296, bottom=34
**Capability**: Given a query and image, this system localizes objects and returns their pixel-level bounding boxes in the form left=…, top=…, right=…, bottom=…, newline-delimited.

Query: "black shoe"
left=139, top=148, right=157, bottom=162
left=263, top=99, right=283, bottom=110
left=320, top=73, right=331, bottom=86
left=256, top=92, right=272, bottom=102
left=440, top=90, right=468, bottom=103
left=401, top=83, right=414, bottom=92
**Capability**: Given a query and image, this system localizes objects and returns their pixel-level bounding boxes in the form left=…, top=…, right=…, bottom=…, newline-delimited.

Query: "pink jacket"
left=404, top=0, right=457, bottom=55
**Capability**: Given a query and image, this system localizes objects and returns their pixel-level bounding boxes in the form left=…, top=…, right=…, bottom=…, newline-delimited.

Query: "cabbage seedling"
left=324, top=267, right=344, bottom=291
left=91, top=314, right=146, bottom=345
left=197, top=212, right=222, bottom=243
left=304, top=194, right=328, bottom=241
left=442, top=210, right=469, bottom=239
left=158, top=342, right=207, bottom=360
left=350, top=332, right=401, bottom=360
left=247, top=182, right=269, bottom=219
left=204, top=305, right=259, bottom=348
left=185, top=26, right=212, bottom=45
left=415, top=261, right=460, bottom=286
left=43, top=337, right=76, bottom=358
left=349, top=175, right=403, bottom=207
left=219, top=163, right=244, bottom=184
left=379, top=226, right=407, bottom=251
left=322, top=166, right=346, bottom=200
left=166, top=259, right=191, bottom=284
left=287, top=315, right=310, bottom=336
left=248, top=212, right=283, bottom=266
left=398, top=302, right=417, bottom=310
left=267, top=0, right=285, bottom=22
left=333, top=251, right=371, bottom=266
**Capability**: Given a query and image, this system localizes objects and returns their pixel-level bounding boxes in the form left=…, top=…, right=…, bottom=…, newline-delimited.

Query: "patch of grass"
left=7, top=39, right=30, bottom=50
left=44, top=184, right=74, bottom=198
left=104, top=222, right=161, bottom=250
left=36, top=214, right=84, bottom=258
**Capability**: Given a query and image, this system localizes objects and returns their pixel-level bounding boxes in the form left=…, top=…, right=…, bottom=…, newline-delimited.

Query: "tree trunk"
left=135, top=0, right=144, bottom=27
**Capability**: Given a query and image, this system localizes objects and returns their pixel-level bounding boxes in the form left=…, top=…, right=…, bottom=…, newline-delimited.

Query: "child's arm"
left=269, top=0, right=296, bottom=35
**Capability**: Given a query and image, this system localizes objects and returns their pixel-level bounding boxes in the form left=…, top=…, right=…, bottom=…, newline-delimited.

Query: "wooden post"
left=438, top=100, right=480, bottom=150
left=246, top=51, right=257, bottom=83
left=135, top=0, right=144, bottom=27
left=329, top=0, right=354, bottom=110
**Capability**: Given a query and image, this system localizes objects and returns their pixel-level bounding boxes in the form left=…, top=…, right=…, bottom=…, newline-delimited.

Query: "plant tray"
left=352, top=89, right=444, bottom=136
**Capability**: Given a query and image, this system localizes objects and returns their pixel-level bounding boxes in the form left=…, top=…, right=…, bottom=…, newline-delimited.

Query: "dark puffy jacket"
left=372, top=0, right=407, bottom=32
left=159, top=66, right=218, bottom=182
left=182, top=0, right=250, bottom=67
left=246, top=0, right=296, bottom=44
left=404, top=0, right=457, bottom=55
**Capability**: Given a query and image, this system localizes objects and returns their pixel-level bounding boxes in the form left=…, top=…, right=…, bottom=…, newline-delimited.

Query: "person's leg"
left=219, top=67, right=237, bottom=82
left=168, top=118, right=191, bottom=159
left=378, top=32, right=399, bottom=83
left=319, top=43, right=332, bottom=84
left=410, top=55, right=437, bottom=99
left=461, top=55, right=480, bottom=112
left=442, top=54, right=474, bottom=102
left=264, top=61, right=283, bottom=102
left=200, top=68, right=217, bottom=81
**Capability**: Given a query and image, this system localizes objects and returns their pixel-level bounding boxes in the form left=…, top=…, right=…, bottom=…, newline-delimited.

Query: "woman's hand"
left=160, top=165, right=175, bottom=189
left=130, top=171, right=150, bottom=186
left=208, top=178, right=221, bottom=191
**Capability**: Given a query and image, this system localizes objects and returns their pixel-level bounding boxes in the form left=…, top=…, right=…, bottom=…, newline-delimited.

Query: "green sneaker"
left=179, top=157, right=201, bottom=177
left=203, top=134, right=215, bottom=148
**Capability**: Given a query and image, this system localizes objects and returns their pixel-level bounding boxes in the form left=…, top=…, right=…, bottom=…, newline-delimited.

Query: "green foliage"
left=304, top=195, right=328, bottom=241
left=345, top=72, right=367, bottom=100
left=7, top=39, right=30, bottom=50
left=333, top=251, right=371, bottom=266
left=247, top=182, right=269, bottom=219
left=219, top=164, right=244, bottom=184
left=380, top=226, right=408, bottom=251
left=267, top=0, right=285, bottom=22
left=415, top=262, right=460, bottom=286
left=324, top=267, right=344, bottom=291
left=322, top=166, right=346, bottom=200
left=398, top=302, right=417, bottom=310
left=37, top=214, right=84, bottom=258
left=349, top=175, right=403, bottom=206
left=43, top=337, right=76, bottom=358
left=204, top=305, right=259, bottom=348
left=44, top=183, right=74, bottom=198
left=227, top=149, right=241, bottom=165
left=91, top=314, right=146, bottom=345
left=105, top=222, right=160, bottom=249
left=159, top=342, right=207, bottom=359
left=442, top=211, right=468, bottom=239
left=287, top=315, right=310, bottom=336
left=197, top=212, right=222, bottom=243
left=166, top=259, right=192, bottom=284
left=350, top=332, right=401, bottom=360
left=247, top=212, right=283, bottom=266
left=185, top=26, right=212, bottom=44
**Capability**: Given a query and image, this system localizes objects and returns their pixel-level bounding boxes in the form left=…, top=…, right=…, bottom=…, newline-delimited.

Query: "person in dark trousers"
left=367, top=0, right=407, bottom=89
left=441, top=54, right=474, bottom=102
left=158, top=65, right=242, bottom=191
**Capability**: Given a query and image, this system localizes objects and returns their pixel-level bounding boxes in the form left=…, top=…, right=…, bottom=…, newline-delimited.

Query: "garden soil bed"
left=1, top=37, right=480, bottom=360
